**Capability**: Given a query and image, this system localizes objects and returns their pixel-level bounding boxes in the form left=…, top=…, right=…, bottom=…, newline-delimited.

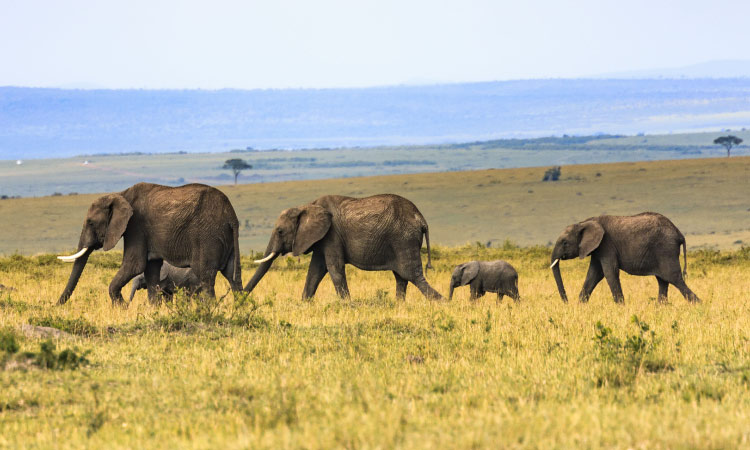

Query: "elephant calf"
left=449, top=260, right=520, bottom=302
left=129, top=262, right=201, bottom=302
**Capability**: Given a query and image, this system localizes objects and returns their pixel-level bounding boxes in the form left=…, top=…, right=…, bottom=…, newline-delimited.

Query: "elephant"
left=550, top=212, right=700, bottom=304
left=57, top=182, right=242, bottom=305
left=449, top=260, right=520, bottom=302
left=244, top=194, right=443, bottom=300
left=128, top=262, right=201, bottom=302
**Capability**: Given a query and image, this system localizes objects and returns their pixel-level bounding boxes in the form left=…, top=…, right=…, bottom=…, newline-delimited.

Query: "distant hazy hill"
left=2, top=78, right=750, bottom=159
left=597, top=60, right=750, bottom=79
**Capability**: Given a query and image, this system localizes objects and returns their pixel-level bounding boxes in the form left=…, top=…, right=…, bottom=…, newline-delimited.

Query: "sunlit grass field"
left=1, top=155, right=750, bottom=447
left=1, top=244, right=750, bottom=448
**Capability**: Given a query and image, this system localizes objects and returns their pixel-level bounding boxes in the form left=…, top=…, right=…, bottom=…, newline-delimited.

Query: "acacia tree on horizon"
left=713, top=135, right=743, bottom=157
left=223, top=158, right=252, bottom=185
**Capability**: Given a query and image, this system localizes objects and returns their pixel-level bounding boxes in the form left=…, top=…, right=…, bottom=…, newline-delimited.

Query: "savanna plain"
left=1, top=156, right=750, bottom=448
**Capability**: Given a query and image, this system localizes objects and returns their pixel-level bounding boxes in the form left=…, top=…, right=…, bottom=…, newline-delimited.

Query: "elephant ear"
left=292, top=205, right=332, bottom=256
left=103, top=194, right=133, bottom=251
left=459, top=262, right=480, bottom=285
left=578, top=221, right=604, bottom=259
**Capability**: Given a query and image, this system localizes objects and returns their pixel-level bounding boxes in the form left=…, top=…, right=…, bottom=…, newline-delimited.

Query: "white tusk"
left=254, top=252, right=276, bottom=263
left=550, top=259, right=559, bottom=269
left=58, top=247, right=89, bottom=262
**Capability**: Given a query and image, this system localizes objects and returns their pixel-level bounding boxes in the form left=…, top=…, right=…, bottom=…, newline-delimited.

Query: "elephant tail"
left=232, top=221, right=241, bottom=285
left=681, top=238, right=687, bottom=278
left=423, top=224, right=434, bottom=271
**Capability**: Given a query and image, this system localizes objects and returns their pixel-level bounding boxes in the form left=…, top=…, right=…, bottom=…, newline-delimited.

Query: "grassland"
left=1, top=155, right=750, bottom=447
left=1, top=244, right=750, bottom=448
left=1, top=155, right=749, bottom=255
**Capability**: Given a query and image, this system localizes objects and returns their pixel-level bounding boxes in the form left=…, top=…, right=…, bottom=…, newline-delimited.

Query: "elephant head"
left=244, top=205, right=332, bottom=292
left=57, top=194, right=133, bottom=304
left=550, top=220, right=604, bottom=302
left=448, top=262, right=479, bottom=300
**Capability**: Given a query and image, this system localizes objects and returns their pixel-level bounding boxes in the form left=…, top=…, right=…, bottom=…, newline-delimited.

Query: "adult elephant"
left=550, top=212, right=700, bottom=304
left=57, top=182, right=241, bottom=305
left=244, top=194, right=443, bottom=300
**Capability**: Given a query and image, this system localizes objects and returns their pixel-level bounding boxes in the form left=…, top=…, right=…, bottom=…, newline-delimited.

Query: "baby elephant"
left=449, top=260, right=520, bottom=301
left=129, top=263, right=201, bottom=303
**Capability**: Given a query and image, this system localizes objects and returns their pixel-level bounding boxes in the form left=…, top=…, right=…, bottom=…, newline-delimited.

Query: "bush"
left=592, top=316, right=671, bottom=388
left=0, top=328, right=20, bottom=354
left=34, top=340, right=89, bottom=370
left=542, top=166, right=561, bottom=181
left=28, top=316, right=99, bottom=337
left=153, top=290, right=270, bottom=332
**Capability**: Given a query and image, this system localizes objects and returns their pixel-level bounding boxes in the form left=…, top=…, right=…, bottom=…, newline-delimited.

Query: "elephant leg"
left=393, top=271, right=408, bottom=300
left=191, top=254, right=219, bottom=298
left=144, top=259, right=164, bottom=305
left=656, top=276, right=669, bottom=303
left=412, top=274, right=443, bottom=301
left=220, top=251, right=242, bottom=292
left=302, top=251, right=328, bottom=300
left=326, top=261, right=350, bottom=299
left=668, top=275, right=701, bottom=303
left=509, top=286, right=521, bottom=302
left=601, top=263, right=625, bottom=304
left=579, top=260, right=604, bottom=303
left=496, top=293, right=504, bottom=303
left=198, top=271, right=217, bottom=298
left=109, top=262, right=145, bottom=305
left=469, top=285, right=479, bottom=301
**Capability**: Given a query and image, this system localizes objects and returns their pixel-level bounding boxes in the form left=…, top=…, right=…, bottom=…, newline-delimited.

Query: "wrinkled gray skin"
left=550, top=212, right=700, bottom=304
left=58, top=182, right=242, bottom=305
left=449, top=260, right=520, bottom=302
left=244, top=194, right=442, bottom=300
left=129, top=262, right=201, bottom=302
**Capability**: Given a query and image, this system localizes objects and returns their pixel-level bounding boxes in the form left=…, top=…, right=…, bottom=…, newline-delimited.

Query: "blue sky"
left=2, top=0, right=750, bottom=89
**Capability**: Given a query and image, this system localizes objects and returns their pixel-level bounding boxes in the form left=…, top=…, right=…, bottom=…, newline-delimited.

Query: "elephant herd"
left=56, top=182, right=701, bottom=306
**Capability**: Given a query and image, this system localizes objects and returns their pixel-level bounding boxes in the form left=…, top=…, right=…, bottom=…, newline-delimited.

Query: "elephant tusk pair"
left=254, top=252, right=276, bottom=263
left=550, top=259, right=559, bottom=269
left=58, top=247, right=89, bottom=263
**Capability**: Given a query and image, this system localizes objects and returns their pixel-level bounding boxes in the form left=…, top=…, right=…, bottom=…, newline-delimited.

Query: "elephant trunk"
left=448, top=283, right=455, bottom=301
left=128, top=275, right=144, bottom=303
left=551, top=247, right=568, bottom=302
left=243, top=239, right=281, bottom=292
left=57, top=247, right=94, bottom=305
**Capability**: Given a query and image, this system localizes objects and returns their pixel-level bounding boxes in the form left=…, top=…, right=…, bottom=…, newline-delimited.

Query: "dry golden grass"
left=1, top=156, right=749, bottom=447
left=1, top=156, right=749, bottom=255
left=1, top=245, right=750, bottom=448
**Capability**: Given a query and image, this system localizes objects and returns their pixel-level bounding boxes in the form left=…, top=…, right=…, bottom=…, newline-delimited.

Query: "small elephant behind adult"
left=449, top=260, right=520, bottom=302
left=128, top=262, right=201, bottom=302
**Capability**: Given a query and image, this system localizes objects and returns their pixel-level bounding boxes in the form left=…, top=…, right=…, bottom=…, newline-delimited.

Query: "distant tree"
left=223, top=158, right=252, bottom=185
left=542, top=166, right=561, bottom=181
left=713, top=135, right=743, bottom=157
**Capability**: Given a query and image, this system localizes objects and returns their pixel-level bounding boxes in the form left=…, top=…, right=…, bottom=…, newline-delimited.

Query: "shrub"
left=542, top=166, right=561, bottom=181
left=28, top=316, right=98, bottom=337
left=0, top=328, right=20, bottom=354
left=153, top=290, right=270, bottom=332
left=593, top=316, right=670, bottom=388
